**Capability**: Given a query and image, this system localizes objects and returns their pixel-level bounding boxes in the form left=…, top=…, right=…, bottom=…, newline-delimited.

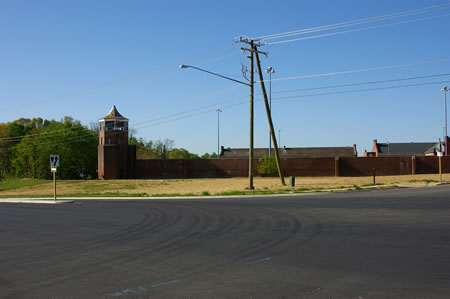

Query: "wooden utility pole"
left=248, top=40, right=255, bottom=190
left=254, top=45, right=286, bottom=186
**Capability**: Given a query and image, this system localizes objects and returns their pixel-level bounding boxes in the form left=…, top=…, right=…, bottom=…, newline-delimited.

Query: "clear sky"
left=1, top=0, right=450, bottom=155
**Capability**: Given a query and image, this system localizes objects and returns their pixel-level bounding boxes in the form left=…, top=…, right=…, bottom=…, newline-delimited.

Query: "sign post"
left=50, top=155, right=60, bottom=202
left=438, top=151, right=443, bottom=183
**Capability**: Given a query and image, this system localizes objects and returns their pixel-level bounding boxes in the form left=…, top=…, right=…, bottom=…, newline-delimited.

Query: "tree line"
left=0, top=117, right=98, bottom=180
left=129, top=136, right=218, bottom=160
left=0, top=117, right=218, bottom=180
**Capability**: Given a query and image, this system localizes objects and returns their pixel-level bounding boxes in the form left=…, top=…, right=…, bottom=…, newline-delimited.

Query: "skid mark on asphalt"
left=151, top=279, right=180, bottom=287
left=108, top=280, right=179, bottom=297
left=246, top=256, right=272, bottom=265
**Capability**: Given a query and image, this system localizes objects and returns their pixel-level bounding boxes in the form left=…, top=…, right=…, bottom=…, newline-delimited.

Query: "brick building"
left=98, top=105, right=135, bottom=179
left=220, top=145, right=357, bottom=159
left=363, top=139, right=440, bottom=157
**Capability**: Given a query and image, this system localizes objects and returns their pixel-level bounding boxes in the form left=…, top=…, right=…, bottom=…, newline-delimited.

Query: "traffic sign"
left=50, top=155, right=60, bottom=167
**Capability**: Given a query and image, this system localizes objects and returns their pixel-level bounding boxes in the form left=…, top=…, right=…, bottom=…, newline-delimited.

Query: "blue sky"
left=1, top=0, right=450, bottom=155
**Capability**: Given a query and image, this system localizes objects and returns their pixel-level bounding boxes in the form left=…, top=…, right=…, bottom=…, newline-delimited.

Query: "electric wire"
left=272, top=80, right=450, bottom=101
left=0, top=125, right=88, bottom=142
left=260, top=58, right=450, bottom=82
left=272, top=73, right=450, bottom=94
left=1, top=48, right=241, bottom=111
left=1, top=79, right=449, bottom=153
left=3, top=69, right=450, bottom=142
left=267, top=13, right=450, bottom=45
left=252, top=2, right=450, bottom=41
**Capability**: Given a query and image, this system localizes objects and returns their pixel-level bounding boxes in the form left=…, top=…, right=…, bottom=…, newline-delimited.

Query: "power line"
left=3, top=71, right=450, bottom=143
left=0, top=129, right=97, bottom=153
left=267, top=13, right=450, bottom=45
left=0, top=66, right=450, bottom=142
left=1, top=78, right=449, bottom=153
left=272, top=80, right=450, bottom=102
left=253, top=3, right=450, bottom=41
left=1, top=48, right=241, bottom=111
left=261, top=58, right=450, bottom=82
left=0, top=124, right=87, bottom=142
left=272, top=73, right=450, bottom=94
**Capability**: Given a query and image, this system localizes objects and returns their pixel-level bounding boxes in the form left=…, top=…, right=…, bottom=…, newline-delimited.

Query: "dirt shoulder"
left=1, top=174, right=449, bottom=198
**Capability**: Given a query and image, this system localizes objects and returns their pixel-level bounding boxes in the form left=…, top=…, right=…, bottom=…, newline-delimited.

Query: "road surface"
left=1, top=186, right=450, bottom=298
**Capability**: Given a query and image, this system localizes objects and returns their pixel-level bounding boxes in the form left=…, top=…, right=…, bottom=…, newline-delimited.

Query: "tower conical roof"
left=100, top=105, right=128, bottom=120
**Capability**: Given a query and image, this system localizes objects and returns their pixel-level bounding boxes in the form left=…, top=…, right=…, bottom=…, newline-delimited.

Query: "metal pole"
left=445, top=89, right=448, bottom=156
left=216, top=109, right=221, bottom=157
left=442, top=86, right=448, bottom=156
left=268, top=69, right=272, bottom=158
left=438, top=138, right=443, bottom=182
left=278, top=129, right=281, bottom=147
left=249, top=41, right=254, bottom=190
left=53, top=170, right=56, bottom=202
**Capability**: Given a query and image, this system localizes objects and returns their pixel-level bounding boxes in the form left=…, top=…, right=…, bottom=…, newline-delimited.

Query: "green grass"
left=150, top=193, right=197, bottom=197
left=0, top=178, right=51, bottom=191
left=408, top=179, right=438, bottom=184
left=0, top=177, right=402, bottom=199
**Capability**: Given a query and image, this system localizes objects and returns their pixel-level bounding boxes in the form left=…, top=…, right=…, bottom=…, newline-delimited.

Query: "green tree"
left=257, top=154, right=278, bottom=177
left=12, top=118, right=98, bottom=179
left=168, top=148, right=190, bottom=159
left=201, top=152, right=218, bottom=159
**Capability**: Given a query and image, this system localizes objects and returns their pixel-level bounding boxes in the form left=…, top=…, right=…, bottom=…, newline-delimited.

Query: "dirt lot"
left=1, top=174, right=449, bottom=197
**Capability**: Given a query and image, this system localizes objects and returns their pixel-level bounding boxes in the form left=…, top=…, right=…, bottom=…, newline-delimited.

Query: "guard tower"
left=98, top=105, right=136, bottom=179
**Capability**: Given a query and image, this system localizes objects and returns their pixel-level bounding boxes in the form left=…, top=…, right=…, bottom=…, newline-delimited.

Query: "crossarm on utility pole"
left=254, top=46, right=286, bottom=186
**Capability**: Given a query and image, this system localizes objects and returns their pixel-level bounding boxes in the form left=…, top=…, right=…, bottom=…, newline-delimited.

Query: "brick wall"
left=134, top=156, right=450, bottom=178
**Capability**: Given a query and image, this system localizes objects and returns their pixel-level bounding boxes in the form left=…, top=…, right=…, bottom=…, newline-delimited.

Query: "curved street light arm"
left=180, top=65, right=250, bottom=87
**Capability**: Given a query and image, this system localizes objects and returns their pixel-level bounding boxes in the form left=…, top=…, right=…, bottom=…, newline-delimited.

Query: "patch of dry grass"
left=1, top=174, right=449, bottom=197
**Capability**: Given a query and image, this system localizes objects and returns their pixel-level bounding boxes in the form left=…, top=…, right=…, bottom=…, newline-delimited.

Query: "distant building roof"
left=99, top=105, right=128, bottom=121
left=221, top=145, right=357, bottom=159
left=372, top=139, right=438, bottom=156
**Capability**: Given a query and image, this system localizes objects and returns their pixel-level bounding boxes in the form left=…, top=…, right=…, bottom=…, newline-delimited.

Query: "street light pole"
left=216, top=109, right=222, bottom=157
left=278, top=129, right=281, bottom=147
left=442, top=86, right=448, bottom=156
left=265, top=66, right=275, bottom=158
left=180, top=64, right=254, bottom=189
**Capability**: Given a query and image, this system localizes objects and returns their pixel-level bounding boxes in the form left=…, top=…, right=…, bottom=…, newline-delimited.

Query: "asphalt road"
left=1, top=186, right=450, bottom=298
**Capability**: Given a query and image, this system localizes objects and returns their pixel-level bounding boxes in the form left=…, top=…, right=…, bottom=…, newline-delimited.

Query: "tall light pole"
left=180, top=64, right=254, bottom=189
left=442, top=86, right=448, bottom=155
left=216, top=109, right=222, bottom=157
left=278, top=129, right=281, bottom=147
left=265, top=66, right=275, bottom=157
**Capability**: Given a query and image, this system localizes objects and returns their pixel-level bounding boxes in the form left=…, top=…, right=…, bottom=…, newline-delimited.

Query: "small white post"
left=53, top=170, right=56, bottom=201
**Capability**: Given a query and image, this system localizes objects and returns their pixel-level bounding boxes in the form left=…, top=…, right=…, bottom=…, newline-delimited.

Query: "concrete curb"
left=0, top=199, right=74, bottom=204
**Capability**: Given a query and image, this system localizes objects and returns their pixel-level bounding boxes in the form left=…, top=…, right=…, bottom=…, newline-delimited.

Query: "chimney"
left=373, top=139, right=379, bottom=157
left=353, top=144, right=357, bottom=156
